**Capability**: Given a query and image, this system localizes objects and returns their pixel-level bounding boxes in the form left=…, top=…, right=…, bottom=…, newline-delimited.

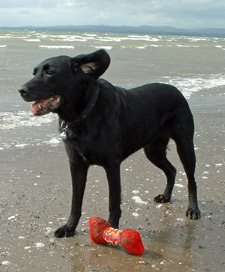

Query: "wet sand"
left=0, top=87, right=225, bottom=272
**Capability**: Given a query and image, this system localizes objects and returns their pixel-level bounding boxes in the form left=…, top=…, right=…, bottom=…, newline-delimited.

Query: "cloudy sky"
left=0, top=0, right=225, bottom=29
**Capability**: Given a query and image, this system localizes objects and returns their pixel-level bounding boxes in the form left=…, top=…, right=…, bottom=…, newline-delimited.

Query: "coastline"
left=0, top=85, right=225, bottom=271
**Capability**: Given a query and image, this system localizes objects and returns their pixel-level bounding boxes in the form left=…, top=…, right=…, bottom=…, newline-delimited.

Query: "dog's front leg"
left=55, top=160, right=88, bottom=238
left=105, top=164, right=122, bottom=228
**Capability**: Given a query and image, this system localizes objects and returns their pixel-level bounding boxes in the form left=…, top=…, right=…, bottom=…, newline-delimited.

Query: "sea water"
left=0, top=29, right=225, bottom=146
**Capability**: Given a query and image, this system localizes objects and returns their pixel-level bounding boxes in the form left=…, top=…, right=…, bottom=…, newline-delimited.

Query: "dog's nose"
left=18, top=86, right=29, bottom=97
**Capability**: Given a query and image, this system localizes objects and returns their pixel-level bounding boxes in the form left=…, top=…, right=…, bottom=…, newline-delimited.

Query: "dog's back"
left=98, top=81, right=193, bottom=158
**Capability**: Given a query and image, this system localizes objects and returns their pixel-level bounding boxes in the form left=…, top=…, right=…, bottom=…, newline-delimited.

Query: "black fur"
left=19, top=49, right=201, bottom=238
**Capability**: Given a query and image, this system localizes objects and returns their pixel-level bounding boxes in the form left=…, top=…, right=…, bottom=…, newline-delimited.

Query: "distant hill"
left=2, top=25, right=225, bottom=38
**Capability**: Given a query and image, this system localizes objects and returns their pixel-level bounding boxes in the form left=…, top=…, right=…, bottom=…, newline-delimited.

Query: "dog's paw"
left=154, top=194, right=171, bottom=203
left=55, top=224, right=76, bottom=238
left=186, top=207, right=201, bottom=220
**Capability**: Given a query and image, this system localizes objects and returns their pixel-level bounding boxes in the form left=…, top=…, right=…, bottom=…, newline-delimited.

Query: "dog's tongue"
left=31, top=102, right=41, bottom=115
left=31, top=99, right=50, bottom=115
left=31, top=97, right=61, bottom=115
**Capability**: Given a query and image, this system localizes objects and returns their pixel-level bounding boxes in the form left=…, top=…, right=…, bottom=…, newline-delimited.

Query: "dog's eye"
left=46, top=70, right=54, bottom=75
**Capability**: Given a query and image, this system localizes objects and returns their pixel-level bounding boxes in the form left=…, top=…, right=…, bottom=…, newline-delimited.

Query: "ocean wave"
left=189, top=37, right=209, bottom=42
left=149, top=44, right=162, bottom=48
left=0, top=111, right=57, bottom=130
left=0, top=31, right=223, bottom=46
left=97, top=37, right=122, bottom=42
left=25, top=39, right=41, bottom=42
left=166, top=74, right=225, bottom=98
left=83, top=33, right=97, bottom=37
left=0, top=35, right=13, bottom=39
left=0, top=134, right=62, bottom=151
left=127, top=35, right=160, bottom=42
left=47, top=34, right=100, bottom=42
left=39, top=45, right=75, bottom=49
left=48, top=34, right=89, bottom=42
left=176, top=44, right=199, bottom=48
left=135, top=46, right=147, bottom=49
left=93, top=45, right=113, bottom=50
left=57, top=38, right=87, bottom=42
left=96, top=35, right=161, bottom=43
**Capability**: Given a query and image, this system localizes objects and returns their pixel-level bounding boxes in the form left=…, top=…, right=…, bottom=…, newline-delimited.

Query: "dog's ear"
left=71, top=49, right=110, bottom=79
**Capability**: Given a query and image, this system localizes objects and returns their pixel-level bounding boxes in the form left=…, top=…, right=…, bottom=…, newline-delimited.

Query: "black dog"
left=19, top=49, right=201, bottom=238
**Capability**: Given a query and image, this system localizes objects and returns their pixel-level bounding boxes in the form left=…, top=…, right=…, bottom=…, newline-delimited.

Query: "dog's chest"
left=65, top=137, right=103, bottom=165
left=75, top=143, right=89, bottom=162
left=62, top=120, right=120, bottom=166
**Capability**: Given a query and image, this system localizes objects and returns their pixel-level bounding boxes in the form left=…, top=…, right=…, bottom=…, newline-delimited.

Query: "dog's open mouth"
left=31, top=96, right=62, bottom=116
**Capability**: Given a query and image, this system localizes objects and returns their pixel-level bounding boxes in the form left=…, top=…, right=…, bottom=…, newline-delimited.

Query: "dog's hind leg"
left=144, top=136, right=177, bottom=203
left=173, top=135, right=201, bottom=219
left=170, top=112, right=201, bottom=219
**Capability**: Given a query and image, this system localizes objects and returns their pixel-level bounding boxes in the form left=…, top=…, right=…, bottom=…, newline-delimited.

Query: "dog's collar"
left=60, top=86, right=99, bottom=140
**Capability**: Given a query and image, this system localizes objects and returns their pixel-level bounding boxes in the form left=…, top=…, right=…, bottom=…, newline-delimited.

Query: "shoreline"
left=0, top=87, right=225, bottom=271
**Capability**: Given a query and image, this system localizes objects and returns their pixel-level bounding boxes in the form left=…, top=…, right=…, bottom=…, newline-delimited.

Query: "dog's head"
left=19, top=49, right=110, bottom=116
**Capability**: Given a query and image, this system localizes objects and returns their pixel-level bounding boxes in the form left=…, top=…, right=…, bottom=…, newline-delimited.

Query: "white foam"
left=97, top=37, right=122, bottom=42
left=44, top=137, right=61, bottom=146
left=176, top=44, right=199, bottom=48
left=25, top=39, right=41, bottom=42
left=127, top=35, right=160, bottom=42
left=167, top=74, right=225, bottom=99
left=0, top=111, right=57, bottom=130
left=0, top=35, right=13, bottom=39
left=95, top=35, right=161, bottom=43
left=2, top=261, right=11, bottom=266
left=15, top=143, right=30, bottom=148
left=132, top=212, right=139, bottom=217
left=49, top=34, right=90, bottom=42
left=0, top=45, right=7, bottom=48
left=60, top=38, right=87, bottom=42
left=39, top=45, right=75, bottom=49
left=176, top=218, right=184, bottom=221
left=136, top=46, right=146, bottom=49
left=83, top=33, right=97, bottom=37
left=93, top=46, right=113, bottom=50
left=190, top=37, right=208, bottom=42
left=35, top=242, right=45, bottom=248
left=49, top=137, right=61, bottom=144
left=149, top=44, right=162, bottom=47
left=175, top=184, right=184, bottom=188
left=132, top=196, right=147, bottom=205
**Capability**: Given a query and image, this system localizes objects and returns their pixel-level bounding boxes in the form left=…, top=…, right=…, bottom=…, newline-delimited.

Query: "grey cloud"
left=0, top=0, right=225, bottom=28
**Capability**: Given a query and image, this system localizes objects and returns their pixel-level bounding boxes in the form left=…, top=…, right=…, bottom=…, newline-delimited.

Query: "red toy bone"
left=89, top=217, right=145, bottom=255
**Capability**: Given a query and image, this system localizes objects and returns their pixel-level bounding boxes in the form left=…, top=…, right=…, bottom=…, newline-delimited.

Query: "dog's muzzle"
left=18, top=85, right=30, bottom=100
